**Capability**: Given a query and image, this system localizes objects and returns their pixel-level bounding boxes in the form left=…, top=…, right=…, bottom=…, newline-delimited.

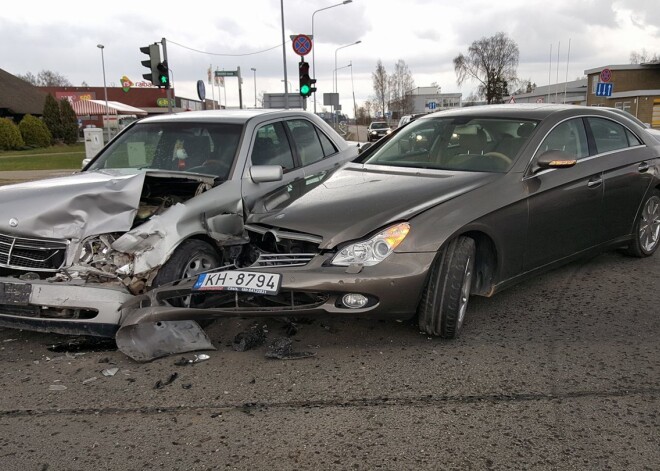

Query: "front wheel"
left=626, top=190, right=660, bottom=257
left=417, top=236, right=476, bottom=338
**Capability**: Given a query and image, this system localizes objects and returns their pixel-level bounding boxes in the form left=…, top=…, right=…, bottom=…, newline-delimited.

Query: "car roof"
left=137, top=109, right=316, bottom=125
left=417, top=103, right=620, bottom=121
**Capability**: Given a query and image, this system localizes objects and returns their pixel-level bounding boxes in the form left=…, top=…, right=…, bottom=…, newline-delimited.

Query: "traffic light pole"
left=161, top=37, right=172, bottom=114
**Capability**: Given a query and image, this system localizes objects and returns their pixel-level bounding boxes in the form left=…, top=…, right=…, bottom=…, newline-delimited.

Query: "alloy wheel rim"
left=457, top=256, right=473, bottom=326
left=181, top=254, right=217, bottom=306
left=639, top=196, right=660, bottom=253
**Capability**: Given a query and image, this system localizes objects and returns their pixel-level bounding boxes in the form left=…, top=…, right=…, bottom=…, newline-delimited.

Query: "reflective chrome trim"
left=0, top=233, right=68, bottom=272
left=251, top=253, right=316, bottom=268
left=245, top=224, right=322, bottom=244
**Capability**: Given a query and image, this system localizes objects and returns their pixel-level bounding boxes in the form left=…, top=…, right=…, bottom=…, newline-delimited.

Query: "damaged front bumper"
left=0, top=276, right=134, bottom=337
left=119, top=251, right=437, bottom=326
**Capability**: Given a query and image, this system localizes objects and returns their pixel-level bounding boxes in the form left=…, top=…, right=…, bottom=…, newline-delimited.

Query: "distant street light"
left=334, top=40, right=361, bottom=125
left=97, top=44, right=110, bottom=143
left=251, top=67, right=257, bottom=108
left=311, top=0, right=352, bottom=114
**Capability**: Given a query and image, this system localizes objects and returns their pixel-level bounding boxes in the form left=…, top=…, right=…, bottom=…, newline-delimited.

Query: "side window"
left=285, top=120, right=325, bottom=166
left=318, top=131, right=338, bottom=157
left=536, top=119, right=589, bottom=160
left=626, top=129, right=642, bottom=146
left=587, top=117, right=629, bottom=154
left=251, top=122, right=295, bottom=170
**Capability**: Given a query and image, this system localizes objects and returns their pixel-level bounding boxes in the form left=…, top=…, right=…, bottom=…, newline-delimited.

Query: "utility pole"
left=161, top=37, right=172, bottom=113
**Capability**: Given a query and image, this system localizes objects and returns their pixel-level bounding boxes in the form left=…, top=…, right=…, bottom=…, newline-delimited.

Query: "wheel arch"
left=459, top=230, right=498, bottom=297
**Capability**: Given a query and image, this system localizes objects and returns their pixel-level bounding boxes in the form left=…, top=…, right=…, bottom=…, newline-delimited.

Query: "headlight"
left=78, top=234, right=133, bottom=275
left=331, top=222, right=410, bottom=267
left=371, top=131, right=378, bottom=135
left=386, top=129, right=392, bottom=134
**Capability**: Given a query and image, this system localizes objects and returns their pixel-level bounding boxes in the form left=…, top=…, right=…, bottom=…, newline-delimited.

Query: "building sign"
left=121, top=75, right=134, bottom=93
left=55, top=91, right=96, bottom=103
left=157, top=98, right=175, bottom=107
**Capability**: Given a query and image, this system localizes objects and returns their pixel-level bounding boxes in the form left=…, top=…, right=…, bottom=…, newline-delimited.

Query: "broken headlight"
left=78, top=234, right=133, bottom=275
left=331, top=222, right=410, bottom=267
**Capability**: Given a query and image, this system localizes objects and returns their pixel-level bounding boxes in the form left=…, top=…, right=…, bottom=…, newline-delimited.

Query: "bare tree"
left=511, top=78, right=536, bottom=95
left=17, top=70, right=72, bottom=87
left=372, top=60, right=389, bottom=118
left=389, top=59, right=415, bottom=118
left=453, top=32, right=519, bottom=104
left=630, top=49, right=658, bottom=64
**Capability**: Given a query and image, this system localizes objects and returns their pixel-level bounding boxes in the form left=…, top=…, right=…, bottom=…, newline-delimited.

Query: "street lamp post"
left=251, top=67, right=257, bottom=108
left=334, top=40, right=361, bottom=126
left=311, top=0, right=352, bottom=114
left=96, top=44, right=110, bottom=143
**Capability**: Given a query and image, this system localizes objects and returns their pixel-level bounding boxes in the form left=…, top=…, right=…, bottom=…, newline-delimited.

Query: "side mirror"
left=534, top=150, right=577, bottom=172
left=250, top=165, right=283, bottom=183
left=358, top=142, right=373, bottom=154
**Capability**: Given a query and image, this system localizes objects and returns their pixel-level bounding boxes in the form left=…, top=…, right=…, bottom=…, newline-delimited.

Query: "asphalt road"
left=0, top=250, right=658, bottom=470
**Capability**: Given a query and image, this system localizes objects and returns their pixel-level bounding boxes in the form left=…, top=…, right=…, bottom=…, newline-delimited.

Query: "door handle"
left=638, top=162, right=650, bottom=173
left=587, top=177, right=602, bottom=188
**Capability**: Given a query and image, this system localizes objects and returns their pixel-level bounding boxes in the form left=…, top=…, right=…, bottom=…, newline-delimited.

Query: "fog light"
left=341, top=293, right=368, bottom=309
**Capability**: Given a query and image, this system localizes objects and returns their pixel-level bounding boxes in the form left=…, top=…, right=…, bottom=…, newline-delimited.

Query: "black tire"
left=417, top=236, right=476, bottom=339
left=152, top=240, right=221, bottom=327
left=625, top=190, right=660, bottom=258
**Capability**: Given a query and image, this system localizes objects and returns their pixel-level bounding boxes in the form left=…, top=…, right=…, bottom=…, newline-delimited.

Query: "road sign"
left=292, top=34, right=312, bottom=56
left=427, top=101, right=437, bottom=110
left=536, top=97, right=544, bottom=103
left=215, top=70, right=238, bottom=77
left=596, top=82, right=613, bottom=97
left=507, top=96, right=516, bottom=104
left=600, top=68, right=612, bottom=83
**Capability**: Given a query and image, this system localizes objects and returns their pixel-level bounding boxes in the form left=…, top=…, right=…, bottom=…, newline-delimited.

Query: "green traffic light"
left=300, top=84, right=310, bottom=95
left=160, top=75, right=168, bottom=84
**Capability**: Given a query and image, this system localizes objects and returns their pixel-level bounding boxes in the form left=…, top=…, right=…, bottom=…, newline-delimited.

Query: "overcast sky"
left=1, top=0, right=659, bottom=116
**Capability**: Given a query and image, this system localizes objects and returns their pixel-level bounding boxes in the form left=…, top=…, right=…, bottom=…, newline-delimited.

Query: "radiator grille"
left=0, top=233, right=68, bottom=271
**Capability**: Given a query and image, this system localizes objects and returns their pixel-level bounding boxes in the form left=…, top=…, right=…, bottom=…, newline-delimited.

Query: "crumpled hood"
left=0, top=170, right=146, bottom=240
left=251, top=163, right=499, bottom=249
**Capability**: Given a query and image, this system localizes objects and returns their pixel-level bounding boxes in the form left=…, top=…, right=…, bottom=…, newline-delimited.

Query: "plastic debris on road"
left=265, top=338, right=316, bottom=360
left=232, top=324, right=267, bottom=352
left=101, top=367, right=119, bottom=377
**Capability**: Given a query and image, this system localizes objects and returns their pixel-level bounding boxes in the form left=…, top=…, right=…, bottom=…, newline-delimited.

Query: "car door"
left=585, top=117, right=654, bottom=242
left=240, top=120, right=305, bottom=212
left=524, top=117, right=603, bottom=270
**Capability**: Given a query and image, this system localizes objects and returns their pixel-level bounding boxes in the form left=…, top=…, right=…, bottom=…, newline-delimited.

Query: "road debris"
left=174, top=353, right=211, bottom=366
left=47, top=337, right=117, bottom=353
left=48, top=384, right=67, bottom=391
left=82, top=377, right=98, bottom=384
left=232, top=324, right=267, bottom=352
left=101, top=367, right=119, bottom=377
left=265, top=338, right=316, bottom=360
left=154, top=372, right=179, bottom=389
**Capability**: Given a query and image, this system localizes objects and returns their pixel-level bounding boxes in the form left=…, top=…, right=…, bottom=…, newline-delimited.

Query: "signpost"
left=214, top=69, right=243, bottom=109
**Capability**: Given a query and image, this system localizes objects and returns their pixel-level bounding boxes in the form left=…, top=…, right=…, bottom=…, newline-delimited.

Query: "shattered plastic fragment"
left=265, top=338, right=316, bottom=360
left=82, top=377, right=98, bottom=384
left=101, top=367, right=119, bottom=377
left=233, top=324, right=267, bottom=352
left=48, top=384, right=67, bottom=391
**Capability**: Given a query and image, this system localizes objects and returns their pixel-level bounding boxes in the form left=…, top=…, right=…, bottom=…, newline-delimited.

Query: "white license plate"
left=193, top=271, right=281, bottom=295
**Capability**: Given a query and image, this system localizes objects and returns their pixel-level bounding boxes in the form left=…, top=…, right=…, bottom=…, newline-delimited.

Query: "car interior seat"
left=251, top=136, right=276, bottom=165
left=459, top=129, right=487, bottom=155
left=182, top=135, right=211, bottom=168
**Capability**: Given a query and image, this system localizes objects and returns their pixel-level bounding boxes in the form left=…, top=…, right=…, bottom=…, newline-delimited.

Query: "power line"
left=167, top=39, right=290, bottom=57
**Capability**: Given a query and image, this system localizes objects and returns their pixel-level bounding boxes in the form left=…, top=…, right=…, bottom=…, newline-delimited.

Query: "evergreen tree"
left=59, top=99, right=79, bottom=144
left=42, top=94, right=63, bottom=143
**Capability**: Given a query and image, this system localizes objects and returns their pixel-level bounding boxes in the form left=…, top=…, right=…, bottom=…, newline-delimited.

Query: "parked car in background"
left=0, top=109, right=358, bottom=337
left=132, top=104, right=660, bottom=347
left=367, top=121, right=392, bottom=142
left=397, top=113, right=428, bottom=128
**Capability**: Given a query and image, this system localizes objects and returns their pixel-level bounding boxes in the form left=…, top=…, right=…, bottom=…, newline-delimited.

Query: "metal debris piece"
left=174, top=353, right=210, bottom=366
left=233, top=324, right=267, bottom=352
left=101, top=367, right=119, bottom=377
left=265, top=338, right=316, bottom=360
left=82, top=377, right=98, bottom=384
left=48, top=384, right=67, bottom=391
left=194, top=353, right=210, bottom=362
left=154, top=372, right=179, bottom=389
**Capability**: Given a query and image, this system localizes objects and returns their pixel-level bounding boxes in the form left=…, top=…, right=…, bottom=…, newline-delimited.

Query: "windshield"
left=361, top=116, right=539, bottom=173
left=370, top=122, right=389, bottom=129
left=87, top=121, right=244, bottom=179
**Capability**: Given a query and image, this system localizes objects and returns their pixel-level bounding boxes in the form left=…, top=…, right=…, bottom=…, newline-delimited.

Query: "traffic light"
left=298, top=61, right=316, bottom=98
left=157, top=60, right=170, bottom=89
left=140, top=43, right=161, bottom=86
